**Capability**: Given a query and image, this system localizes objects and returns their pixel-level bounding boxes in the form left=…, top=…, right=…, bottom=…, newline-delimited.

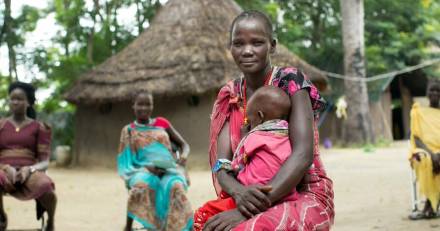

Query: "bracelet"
left=212, top=159, right=233, bottom=173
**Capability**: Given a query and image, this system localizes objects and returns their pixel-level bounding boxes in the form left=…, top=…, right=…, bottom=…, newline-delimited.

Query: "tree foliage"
left=234, top=0, right=440, bottom=101
left=0, top=0, right=162, bottom=147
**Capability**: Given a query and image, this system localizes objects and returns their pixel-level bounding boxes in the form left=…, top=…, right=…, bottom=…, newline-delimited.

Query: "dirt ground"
left=3, top=141, right=440, bottom=230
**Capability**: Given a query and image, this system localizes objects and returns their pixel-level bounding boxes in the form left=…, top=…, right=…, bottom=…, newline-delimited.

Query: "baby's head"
left=246, top=86, right=291, bottom=129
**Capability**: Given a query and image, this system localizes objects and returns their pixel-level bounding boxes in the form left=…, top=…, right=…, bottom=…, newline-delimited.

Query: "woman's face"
left=133, top=93, right=153, bottom=120
left=230, top=18, right=275, bottom=75
left=427, top=83, right=440, bottom=107
left=9, top=88, right=29, bottom=116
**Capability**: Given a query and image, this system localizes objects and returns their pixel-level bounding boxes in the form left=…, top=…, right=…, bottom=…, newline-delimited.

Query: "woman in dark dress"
left=0, top=82, right=56, bottom=231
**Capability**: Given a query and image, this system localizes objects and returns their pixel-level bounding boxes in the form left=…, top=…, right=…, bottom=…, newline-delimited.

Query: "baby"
left=194, top=86, right=293, bottom=230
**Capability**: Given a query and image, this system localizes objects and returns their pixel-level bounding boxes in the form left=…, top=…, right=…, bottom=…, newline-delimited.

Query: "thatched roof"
left=65, top=0, right=328, bottom=104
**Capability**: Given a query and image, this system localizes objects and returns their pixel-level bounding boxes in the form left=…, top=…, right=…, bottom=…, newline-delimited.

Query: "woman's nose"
left=243, top=45, right=253, bottom=56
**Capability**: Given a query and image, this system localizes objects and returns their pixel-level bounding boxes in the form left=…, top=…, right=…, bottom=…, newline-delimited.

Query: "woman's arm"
left=215, top=121, right=271, bottom=217
left=215, top=121, right=243, bottom=195
left=118, top=127, right=127, bottom=153
left=17, top=122, right=51, bottom=183
left=266, top=90, right=314, bottom=203
left=167, top=125, right=190, bottom=165
left=34, top=122, right=51, bottom=171
left=414, top=136, right=440, bottom=174
left=414, top=136, right=433, bottom=154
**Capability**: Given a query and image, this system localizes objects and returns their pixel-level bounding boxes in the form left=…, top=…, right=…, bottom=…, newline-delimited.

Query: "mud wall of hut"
left=73, top=91, right=217, bottom=168
left=319, top=90, right=393, bottom=144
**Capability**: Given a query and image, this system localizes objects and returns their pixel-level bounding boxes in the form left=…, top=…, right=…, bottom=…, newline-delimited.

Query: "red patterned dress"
left=202, top=66, right=334, bottom=231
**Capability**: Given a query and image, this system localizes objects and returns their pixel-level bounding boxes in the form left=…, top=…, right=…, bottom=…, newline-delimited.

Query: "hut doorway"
left=390, top=72, right=428, bottom=140
left=390, top=78, right=405, bottom=140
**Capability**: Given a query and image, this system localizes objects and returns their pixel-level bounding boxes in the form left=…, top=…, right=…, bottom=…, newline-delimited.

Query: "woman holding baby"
left=195, top=10, right=335, bottom=231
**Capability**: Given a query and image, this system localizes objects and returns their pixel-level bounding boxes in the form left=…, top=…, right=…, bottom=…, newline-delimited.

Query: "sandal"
left=408, top=210, right=440, bottom=220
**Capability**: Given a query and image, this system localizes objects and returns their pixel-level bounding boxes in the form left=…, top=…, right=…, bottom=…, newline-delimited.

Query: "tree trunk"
left=87, top=0, right=100, bottom=64
left=135, top=0, right=143, bottom=35
left=0, top=1, right=7, bottom=46
left=340, top=0, right=373, bottom=144
left=112, top=3, right=119, bottom=54
left=4, top=0, right=18, bottom=80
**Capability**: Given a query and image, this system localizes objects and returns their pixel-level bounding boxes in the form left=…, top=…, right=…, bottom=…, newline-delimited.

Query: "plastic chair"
left=408, top=140, right=421, bottom=213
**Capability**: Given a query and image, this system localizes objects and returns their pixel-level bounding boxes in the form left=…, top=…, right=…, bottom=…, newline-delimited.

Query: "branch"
left=0, top=0, right=11, bottom=47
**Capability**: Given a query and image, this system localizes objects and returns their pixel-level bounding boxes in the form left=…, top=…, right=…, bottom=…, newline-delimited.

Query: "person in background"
left=0, top=82, right=56, bottom=231
left=117, top=91, right=192, bottom=231
left=409, top=79, right=440, bottom=219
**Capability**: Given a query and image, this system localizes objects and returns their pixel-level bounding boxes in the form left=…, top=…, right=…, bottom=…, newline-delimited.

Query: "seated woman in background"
left=409, top=79, right=440, bottom=219
left=0, top=82, right=56, bottom=231
left=117, top=91, right=193, bottom=231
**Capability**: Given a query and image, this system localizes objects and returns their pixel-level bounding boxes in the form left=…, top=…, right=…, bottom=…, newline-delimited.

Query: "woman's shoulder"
left=22, top=119, right=51, bottom=133
left=272, top=66, right=326, bottom=111
left=411, top=102, right=421, bottom=110
left=215, top=78, right=241, bottom=101
left=34, top=120, right=51, bottom=131
left=153, top=117, right=171, bottom=129
left=220, top=78, right=241, bottom=91
left=272, top=66, right=308, bottom=85
left=0, top=118, right=6, bottom=131
left=120, top=123, right=133, bottom=135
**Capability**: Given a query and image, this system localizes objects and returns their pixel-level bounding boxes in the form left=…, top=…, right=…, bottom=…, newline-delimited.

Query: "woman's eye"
left=232, top=41, right=243, bottom=47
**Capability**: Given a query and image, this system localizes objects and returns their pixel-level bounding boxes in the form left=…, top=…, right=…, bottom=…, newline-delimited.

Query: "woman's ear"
left=270, top=38, right=277, bottom=54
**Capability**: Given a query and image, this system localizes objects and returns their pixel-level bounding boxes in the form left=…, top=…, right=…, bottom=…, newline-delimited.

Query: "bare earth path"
left=3, top=141, right=440, bottom=230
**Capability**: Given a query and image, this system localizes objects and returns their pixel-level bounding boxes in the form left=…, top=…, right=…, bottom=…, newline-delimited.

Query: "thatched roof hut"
left=65, top=0, right=328, bottom=167
left=65, top=0, right=327, bottom=105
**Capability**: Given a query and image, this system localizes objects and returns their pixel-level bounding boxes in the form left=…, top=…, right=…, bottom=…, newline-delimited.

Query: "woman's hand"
left=232, top=185, right=272, bottom=218
left=146, top=166, right=166, bottom=177
left=177, top=158, right=187, bottom=166
left=203, top=209, right=246, bottom=231
left=3, top=165, right=17, bottom=191
left=17, top=166, right=32, bottom=184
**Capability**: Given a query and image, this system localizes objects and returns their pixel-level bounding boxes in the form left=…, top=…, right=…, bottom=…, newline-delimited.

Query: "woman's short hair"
left=229, top=10, right=274, bottom=43
left=8, top=81, right=37, bottom=119
left=427, top=78, right=440, bottom=91
left=132, top=90, right=153, bottom=103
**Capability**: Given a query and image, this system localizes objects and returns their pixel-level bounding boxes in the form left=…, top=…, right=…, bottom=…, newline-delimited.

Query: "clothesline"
left=322, top=58, right=440, bottom=82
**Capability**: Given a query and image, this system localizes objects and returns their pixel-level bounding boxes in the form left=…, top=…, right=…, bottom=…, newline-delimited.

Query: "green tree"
left=0, top=0, right=41, bottom=81
left=31, top=0, right=162, bottom=114
left=235, top=0, right=440, bottom=92
left=235, top=0, right=440, bottom=144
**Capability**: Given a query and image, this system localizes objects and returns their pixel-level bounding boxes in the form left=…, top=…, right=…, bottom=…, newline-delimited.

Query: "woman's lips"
left=240, top=61, right=257, bottom=66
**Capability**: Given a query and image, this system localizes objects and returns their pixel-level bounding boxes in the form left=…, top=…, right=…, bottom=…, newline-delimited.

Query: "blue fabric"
left=117, top=124, right=192, bottom=230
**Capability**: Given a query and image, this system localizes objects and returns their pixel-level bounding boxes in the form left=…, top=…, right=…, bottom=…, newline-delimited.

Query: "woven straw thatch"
left=65, top=0, right=328, bottom=104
